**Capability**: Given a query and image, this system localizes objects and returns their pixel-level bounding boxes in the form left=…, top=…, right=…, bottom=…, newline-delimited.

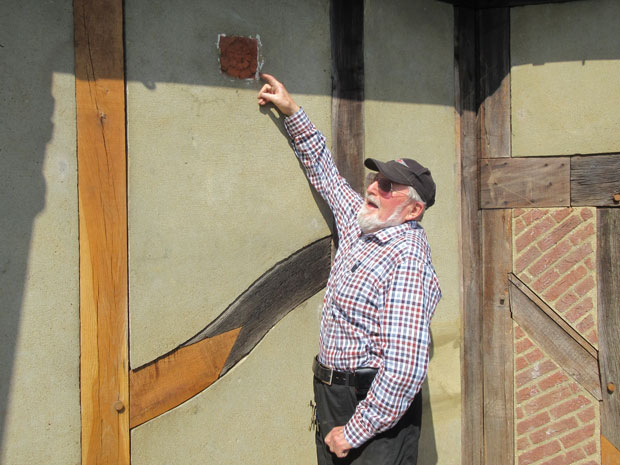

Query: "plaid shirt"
left=284, top=109, right=441, bottom=448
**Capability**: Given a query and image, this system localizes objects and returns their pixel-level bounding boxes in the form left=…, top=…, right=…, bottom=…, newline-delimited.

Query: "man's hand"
left=324, top=426, right=352, bottom=458
left=257, top=73, right=300, bottom=116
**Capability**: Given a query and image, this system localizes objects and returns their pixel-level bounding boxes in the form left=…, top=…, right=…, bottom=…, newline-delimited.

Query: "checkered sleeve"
left=284, top=108, right=363, bottom=231
left=343, top=253, right=442, bottom=448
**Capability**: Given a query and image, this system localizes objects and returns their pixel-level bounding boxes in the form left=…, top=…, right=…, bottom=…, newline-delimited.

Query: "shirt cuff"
left=283, top=107, right=315, bottom=138
left=343, top=412, right=375, bottom=448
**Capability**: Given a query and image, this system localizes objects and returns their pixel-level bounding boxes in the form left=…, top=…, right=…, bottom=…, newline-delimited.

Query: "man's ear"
left=404, top=201, right=425, bottom=222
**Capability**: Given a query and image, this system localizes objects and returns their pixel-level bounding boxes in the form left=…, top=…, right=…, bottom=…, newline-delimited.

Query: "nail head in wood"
left=613, top=193, right=620, bottom=203
left=113, top=400, right=125, bottom=412
left=608, top=382, right=616, bottom=394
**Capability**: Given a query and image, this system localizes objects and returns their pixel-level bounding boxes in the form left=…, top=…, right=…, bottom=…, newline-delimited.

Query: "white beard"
left=357, top=196, right=407, bottom=234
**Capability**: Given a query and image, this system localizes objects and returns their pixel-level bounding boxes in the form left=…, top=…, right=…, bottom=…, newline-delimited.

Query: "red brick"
left=517, top=360, right=557, bottom=388
left=517, top=385, right=541, bottom=403
left=555, top=292, right=579, bottom=312
left=565, top=297, right=593, bottom=323
left=580, top=208, right=594, bottom=221
left=538, top=371, right=568, bottom=391
left=516, top=337, right=534, bottom=354
left=517, top=411, right=551, bottom=435
left=538, top=215, right=582, bottom=252
left=586, top=330, right=598, bottom=345
left=585, top=257, right=595, bottom=270
left=568, top=222, right=595, bottom=246
left=529, top=416, right=578, bottom=444
left=543, top=266, right=587, bottom=302
left=583, top=440, right=597, bottom=455
left=556, top=242, right=593, bottom=275
left=515, top=217, right=527, bottom=236
left=528, top=240, right=571, bottom=276
left=532, top=269, right=561, bottom=293
left=560, top=423, right=595, bottom=448
left=516, top=245, right=542, bottom=274
left=521, top=274, right=532, bottom=284
left=516, top=355, right=529, bottom=372
left=550, top=395, right=591, bottom=419
left=518, top=440, right=561, bottom=465
left=540, top=447, right=586, bottom=465
left=515, top=325, right=526, bottom=339
left=517, top=436, right=530, bottom=451
left=523, top=385, right=575, bottom=415
left=581, top=461, right=599, bottom=465
left=576, top=314, right=594, bottom=334
left=577, top=406, right=595, bottom=423
left=552, top=208, right=573, bottom=223
left=525, top=348, right=544, bottom=364
left=514, top=208, right=526, bottom=218
left=574, top=276, right=595, bottom=297
left=517, top=406, right=524, bottom=419
left=522, top=208, right=548, bottom=226
left=516, top=216, right=556, bottom=253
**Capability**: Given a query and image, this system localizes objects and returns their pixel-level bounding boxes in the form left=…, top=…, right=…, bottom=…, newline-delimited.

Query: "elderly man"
left=258, top=74, right=441, bottom=465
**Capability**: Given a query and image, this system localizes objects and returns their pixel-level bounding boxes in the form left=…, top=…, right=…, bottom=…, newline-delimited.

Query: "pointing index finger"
left=259, top=73, right=278, bottom=86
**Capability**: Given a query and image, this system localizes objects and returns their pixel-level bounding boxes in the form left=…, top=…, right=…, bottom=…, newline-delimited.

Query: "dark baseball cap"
left=364, top=158, right=436, bottom=208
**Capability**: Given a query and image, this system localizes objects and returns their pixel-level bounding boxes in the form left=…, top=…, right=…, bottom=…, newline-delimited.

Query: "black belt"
left=312, top=356, right=378, bottom=393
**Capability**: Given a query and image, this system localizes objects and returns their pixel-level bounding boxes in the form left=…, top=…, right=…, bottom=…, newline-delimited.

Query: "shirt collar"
left=360, top=220, right=420, bottom=244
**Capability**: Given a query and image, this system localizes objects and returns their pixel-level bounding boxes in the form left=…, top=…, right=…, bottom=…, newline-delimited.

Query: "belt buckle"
left=325, top=367, right=333, bottom=386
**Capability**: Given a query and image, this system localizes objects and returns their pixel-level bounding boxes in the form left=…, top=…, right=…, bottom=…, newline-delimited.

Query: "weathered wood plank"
left=482, top=210, right=514, bottom=465
left=571, top=154, right=620, bottom=207
left=598, top=209, right=620, bottom=450
left=455, top=7, right=484, bottom=465
left=480, top=157, right=570, bottom=208
left=442, top=0, right=583, bottom=7
left=331, top=0, right=364, bottom=195
left=478, top=8, right=511, bottom=160
left=508, top=275, right=601, bottom=400
left=74, top=0, right=129, bottom=463
left=130, top=328, right=240, bottom=428
left=182, top=236, right=331, bottom=375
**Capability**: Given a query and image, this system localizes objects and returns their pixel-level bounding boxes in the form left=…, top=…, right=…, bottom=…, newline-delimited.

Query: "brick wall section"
left=513, top=208, right=598, bottom=347
left=514, top=323, right=600, bottom=465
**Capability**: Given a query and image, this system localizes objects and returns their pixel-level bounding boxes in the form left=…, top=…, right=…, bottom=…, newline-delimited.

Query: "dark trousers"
left=313, top=377, right=422, bottom=465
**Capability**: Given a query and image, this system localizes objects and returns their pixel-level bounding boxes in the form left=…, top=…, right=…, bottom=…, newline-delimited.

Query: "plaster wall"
left=511, top=0, right=620, bottom=156
left=0, top=0, right=80, bottom=463
left=364, top=1, right=460, bottom=464
left=126, top=0, right=332, bottom=369
left=126, top=0, right=331, bottom=463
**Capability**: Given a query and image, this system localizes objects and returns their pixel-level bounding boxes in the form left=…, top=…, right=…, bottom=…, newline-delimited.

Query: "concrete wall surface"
left=0, top=0, right=80, bottom=463
left=365, top=2, right=459, bottom=464
left=511, top=0, right=620, bottom=156
left=126, top=0, right=332, bottom=369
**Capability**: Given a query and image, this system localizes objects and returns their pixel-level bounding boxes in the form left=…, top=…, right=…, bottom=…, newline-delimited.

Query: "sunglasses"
left=366, top=172, right=408, bottom=196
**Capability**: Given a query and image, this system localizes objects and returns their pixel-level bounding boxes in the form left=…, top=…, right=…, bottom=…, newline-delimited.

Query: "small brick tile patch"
left=513, top=208, right=598, bottom=347
left=514, top=323, right=600, bottom=465
left=218, top=35, right=258, bottom=79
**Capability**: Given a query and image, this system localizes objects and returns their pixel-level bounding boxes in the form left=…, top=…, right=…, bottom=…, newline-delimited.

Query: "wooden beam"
left=330, top=0, right=365, bottom=195
left=482, top=210, right=514, bottom=465
left=182, top=236, right=331, bottom=375
left=130, top=328, right=240, bottom=428
left=455, top=7, right=484, bottom=465
left=597, top=209, right=620, bottom=451
left=477, top=8, right=511, bottom=160
left=509, top=274, right=601, bottom=400
left=480, top=157, right=570, bottom=208
left=571, top=154, right=620, bottom=207
left=441, top=0, right=583, bottom=8
left=74, top=0, right=129, bottom=463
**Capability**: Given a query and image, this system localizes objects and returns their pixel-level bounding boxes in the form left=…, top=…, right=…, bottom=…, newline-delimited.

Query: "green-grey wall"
left=511, top=0, right=620, bottom=156
left=0, top=0, right=80, bottom=463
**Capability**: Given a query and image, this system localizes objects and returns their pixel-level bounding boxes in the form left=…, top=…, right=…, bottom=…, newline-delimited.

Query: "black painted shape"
left=183, top=236, right=332, bottom=375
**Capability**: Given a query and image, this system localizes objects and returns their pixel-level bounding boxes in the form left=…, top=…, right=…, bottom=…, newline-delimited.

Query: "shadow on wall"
left=0, top=1, right=49, bottom=451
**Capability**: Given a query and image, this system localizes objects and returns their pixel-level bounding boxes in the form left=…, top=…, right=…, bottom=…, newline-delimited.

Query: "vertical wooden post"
left=597, top=209, right=620, bottom=459
left=74, top=0, right=129, bottom=463
left=330, top=0, right=365, bottom=195
left=455, top=7, right=484, bottom=465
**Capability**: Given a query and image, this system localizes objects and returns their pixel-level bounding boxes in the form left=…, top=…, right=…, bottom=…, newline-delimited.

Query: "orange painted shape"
left=129, top=327, right=242, bottom=428
left=602, top=435, right=620, bottom=465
